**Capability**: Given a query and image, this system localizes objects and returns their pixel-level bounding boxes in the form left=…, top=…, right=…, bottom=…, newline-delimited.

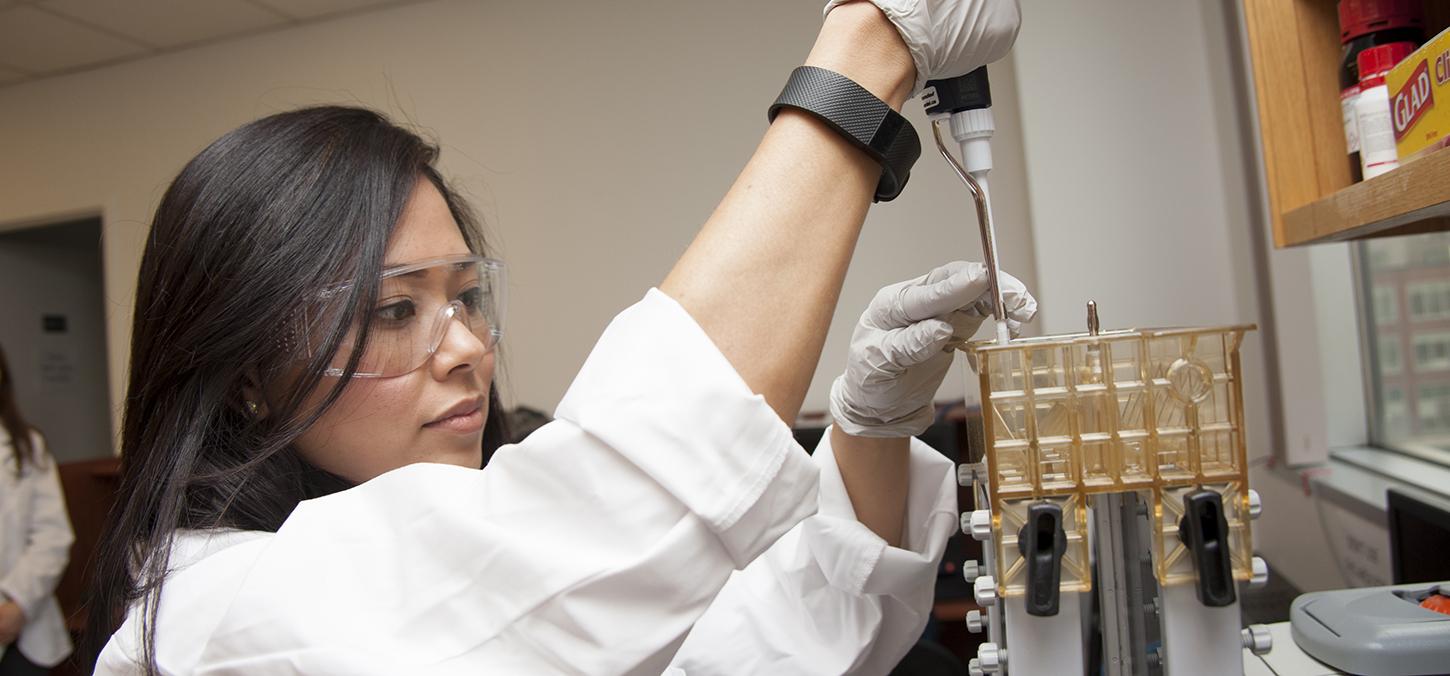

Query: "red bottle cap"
left=1358, top=42, right=1417, bottom=86
left=1339, top=0, right=1425, bottom=43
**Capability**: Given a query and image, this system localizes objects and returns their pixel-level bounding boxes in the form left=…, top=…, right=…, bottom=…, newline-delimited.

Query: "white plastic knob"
left=966, top=609, right=984, bottom=633
left=967, top=658, right=984, bottom=676
left=969, top=509, right=993, bottom=541
left=974, top=576, right=998, bottom=607
left=1251, top=557, right=1269, bottom=588
left=1242, top=625, right=1273, bottom=655
left=977, top=643, right=1006, bottom=673
left=962, top=559, right=981, bottom=583
left=951, top=107, right=996, bottom=137
left=1248, top=490, right=1262, bottom=520
left=958, top=463, right=975, bottom=487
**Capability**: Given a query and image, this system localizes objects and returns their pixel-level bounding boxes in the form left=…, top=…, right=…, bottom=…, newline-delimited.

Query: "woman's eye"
left=459, top=287, right=484, bottom=312
left=375, top=299, right=416, bottom=322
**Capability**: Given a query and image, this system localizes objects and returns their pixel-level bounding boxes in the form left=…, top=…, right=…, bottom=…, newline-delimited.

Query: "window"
left=1360, top=232, right=1450, bottom=455
left=1417, top=384, right=1450, bottom=434
left=1408, top=281, right=1450, bottom=322
left=1413, top=332, right=1450, bottom=372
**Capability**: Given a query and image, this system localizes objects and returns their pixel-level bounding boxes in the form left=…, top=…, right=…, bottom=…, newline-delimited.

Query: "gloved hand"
left=824, top=0, right=1022, bottom=96
left=830, top=261, right=1036, bottom=438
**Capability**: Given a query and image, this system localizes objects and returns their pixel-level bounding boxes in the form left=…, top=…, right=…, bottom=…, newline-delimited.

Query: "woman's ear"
left=239, top=369, right=270, bottom=420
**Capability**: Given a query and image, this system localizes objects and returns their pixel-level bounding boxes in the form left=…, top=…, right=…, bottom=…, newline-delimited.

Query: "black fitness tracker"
left=768, top=66, right=922, bottom=202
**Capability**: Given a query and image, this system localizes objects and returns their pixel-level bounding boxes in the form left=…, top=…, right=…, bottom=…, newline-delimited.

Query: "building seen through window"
left=1362, top=232, right=1450, bottom=452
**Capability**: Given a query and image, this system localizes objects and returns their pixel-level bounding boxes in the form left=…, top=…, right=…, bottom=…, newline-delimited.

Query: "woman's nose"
left=430, top=304, right=488, bottom=377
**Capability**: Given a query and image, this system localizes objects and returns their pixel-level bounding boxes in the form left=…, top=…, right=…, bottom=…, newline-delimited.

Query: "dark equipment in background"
left=1388, top=488, right=1450, bottom=585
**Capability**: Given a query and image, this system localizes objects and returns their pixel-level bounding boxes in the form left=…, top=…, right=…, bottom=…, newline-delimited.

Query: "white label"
left=1357, top=85, right=1399, bottom=178
left=1342, top=86, right=1361, bottom=154
left=921, top=86, right=939, bottom=110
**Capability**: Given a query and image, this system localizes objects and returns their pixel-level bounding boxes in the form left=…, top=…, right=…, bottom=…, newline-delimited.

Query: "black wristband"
left=768, top=66, right=921, bottom=202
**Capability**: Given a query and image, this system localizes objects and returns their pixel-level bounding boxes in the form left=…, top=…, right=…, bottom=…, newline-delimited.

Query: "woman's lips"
left=425, top=398, right=484, bottom=433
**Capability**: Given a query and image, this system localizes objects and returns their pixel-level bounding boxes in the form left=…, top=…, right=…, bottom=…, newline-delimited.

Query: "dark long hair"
left=0, top=343, right=40, bottom=476
left=80, top=106, right=509, bottom=672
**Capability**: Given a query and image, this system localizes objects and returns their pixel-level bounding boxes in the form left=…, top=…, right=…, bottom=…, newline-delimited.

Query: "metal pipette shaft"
left=931, top=120, right=1010, bottom=345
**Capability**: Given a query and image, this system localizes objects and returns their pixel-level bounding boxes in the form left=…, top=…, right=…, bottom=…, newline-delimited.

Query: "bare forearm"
left=831, top=426, right=910, bottom=547
left=660, top=4, right=913, bottom=422
left=660, top=113, right=873, bottom=422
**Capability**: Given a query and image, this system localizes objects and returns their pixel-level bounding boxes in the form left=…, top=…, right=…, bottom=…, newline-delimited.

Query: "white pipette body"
left=979, top=182, right=1012, bottom=346
left=952, top=109, right=1010, bottom=346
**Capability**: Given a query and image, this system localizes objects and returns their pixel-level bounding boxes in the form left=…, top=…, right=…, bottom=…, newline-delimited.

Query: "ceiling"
left=0, top=0, right=430, bottom=88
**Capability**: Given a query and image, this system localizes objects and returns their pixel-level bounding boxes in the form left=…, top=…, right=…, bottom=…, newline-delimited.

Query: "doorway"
left=0, top=217, right=113, bottom=462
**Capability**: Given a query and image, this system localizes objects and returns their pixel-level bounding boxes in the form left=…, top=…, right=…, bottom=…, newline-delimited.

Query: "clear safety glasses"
left=310, top=254, right=506, bottom=378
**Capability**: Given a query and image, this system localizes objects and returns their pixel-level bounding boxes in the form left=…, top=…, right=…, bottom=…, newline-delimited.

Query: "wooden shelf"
left=1281, top=147, right=1450, bottom=245
left=1242, top=0, right=1450, bottom=248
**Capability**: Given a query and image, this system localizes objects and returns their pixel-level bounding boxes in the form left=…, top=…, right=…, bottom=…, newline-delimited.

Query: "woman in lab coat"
left=0, top=344, right=76, bottom=676
left=84, top=0, right=1032, bottom=673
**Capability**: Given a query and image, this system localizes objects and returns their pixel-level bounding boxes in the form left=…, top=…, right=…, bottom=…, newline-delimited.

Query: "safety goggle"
left=304, top=254, right=506, bottom=378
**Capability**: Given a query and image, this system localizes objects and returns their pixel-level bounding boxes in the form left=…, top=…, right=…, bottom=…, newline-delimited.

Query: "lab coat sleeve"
left=0, top=434, right=75, bottom=621
left=190, top=289, right=821, bottom=675
left=667, top=427, right=958, bottom=675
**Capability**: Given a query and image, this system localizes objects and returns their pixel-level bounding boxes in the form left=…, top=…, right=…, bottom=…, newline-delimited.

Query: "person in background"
left=0, top=343, right=76, bottom=676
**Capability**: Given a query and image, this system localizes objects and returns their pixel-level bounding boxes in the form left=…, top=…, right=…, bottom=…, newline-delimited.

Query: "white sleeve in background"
left=667, top=428, right=959, bottom=676
left=105, top=290, right=820, bottom=675
left=0, top=434, right=75, bottom=620
left=0, top=433, right=76, bottom=668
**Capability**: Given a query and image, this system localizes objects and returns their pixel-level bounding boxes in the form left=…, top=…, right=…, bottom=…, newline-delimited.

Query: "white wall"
left=1009, top=0, right=1344, bottom=592
left=0, top=0, right=1354, bottom=593
left=0, top=221, right=113, bottom=463
left=0, top=0, right=1039, bottom=444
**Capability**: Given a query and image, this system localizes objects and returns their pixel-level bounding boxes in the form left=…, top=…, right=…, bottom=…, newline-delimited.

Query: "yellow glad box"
left=1390, top=26, right=1450, bottom=162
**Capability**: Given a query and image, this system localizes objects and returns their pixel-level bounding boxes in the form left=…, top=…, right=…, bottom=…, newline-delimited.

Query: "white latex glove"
left=830, top=261, right=1036, bottom=438
left=824, top=0, right=1021, bottom=95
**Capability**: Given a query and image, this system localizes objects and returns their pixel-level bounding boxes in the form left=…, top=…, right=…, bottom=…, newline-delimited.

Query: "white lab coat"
left=0, top=426, right=76, bottom=668
left=97, top=289, right=958, bottom=674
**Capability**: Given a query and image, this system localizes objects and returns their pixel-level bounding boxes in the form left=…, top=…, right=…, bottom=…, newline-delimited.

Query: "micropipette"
left=923, top=68, right=1011, bottom=346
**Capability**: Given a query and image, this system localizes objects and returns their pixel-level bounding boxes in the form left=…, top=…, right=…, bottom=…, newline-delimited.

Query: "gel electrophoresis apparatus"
left=925, top=68, right=1273, bottom=675
left=958, top=319, right=1271, bottom=675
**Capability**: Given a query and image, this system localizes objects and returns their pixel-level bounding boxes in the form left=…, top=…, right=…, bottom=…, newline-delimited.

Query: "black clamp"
left=768, top=66, right=922, bottom=202
left=1017, top=502, right=1068, bottom=616
left=1178, top=489, right=1237, bottom=607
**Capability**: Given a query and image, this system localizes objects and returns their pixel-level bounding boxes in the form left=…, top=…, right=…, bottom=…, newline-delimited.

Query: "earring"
left=245, top=400, right=260, bottom=417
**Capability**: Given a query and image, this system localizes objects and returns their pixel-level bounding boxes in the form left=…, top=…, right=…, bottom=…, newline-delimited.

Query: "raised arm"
left=661, top=0, right=1020, bottom=423
left=660, top=2, right=913, bottom=422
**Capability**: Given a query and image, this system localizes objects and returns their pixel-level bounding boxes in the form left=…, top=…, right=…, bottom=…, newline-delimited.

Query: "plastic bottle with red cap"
left=1356, top=42, right=1417, bottom=178
left=1338, top=0, right=1424, bottom=182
